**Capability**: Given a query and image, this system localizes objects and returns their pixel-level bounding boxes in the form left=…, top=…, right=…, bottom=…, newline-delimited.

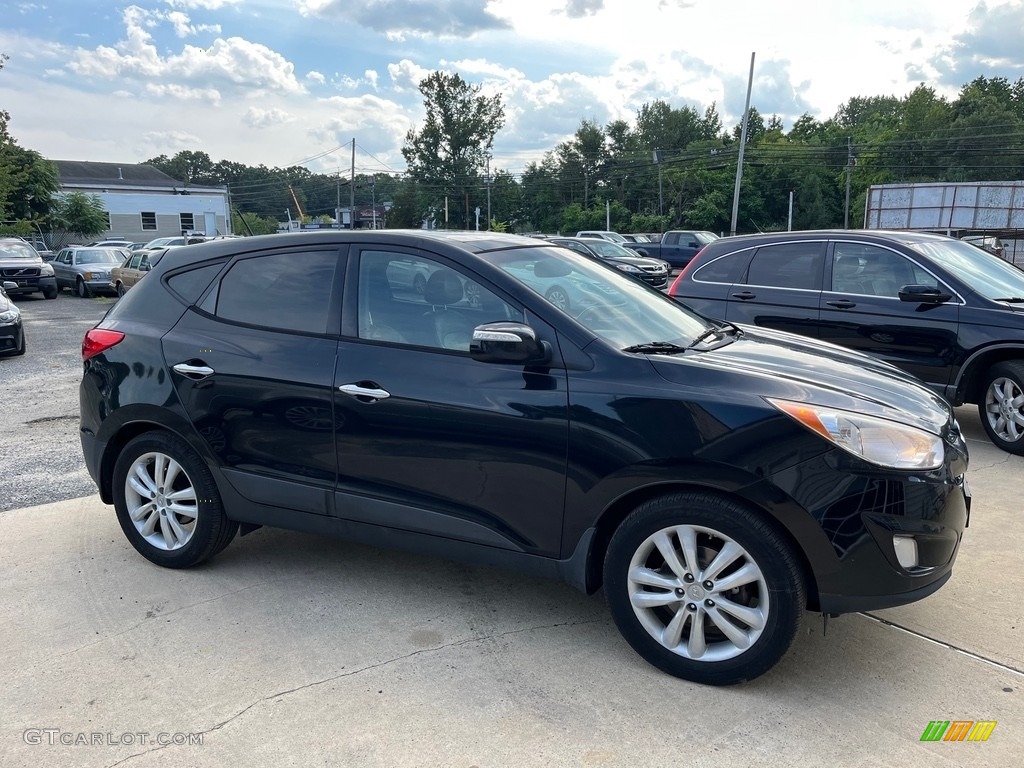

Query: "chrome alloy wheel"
left=627, top=524, right=769, bottom=662
left=984, top=375, right=1024, bottom=444
left=124, top=451, right=199, bottom=550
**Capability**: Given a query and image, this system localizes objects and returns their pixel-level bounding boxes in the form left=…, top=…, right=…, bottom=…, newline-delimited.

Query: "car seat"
left=422, top=270, right=471, bottom=350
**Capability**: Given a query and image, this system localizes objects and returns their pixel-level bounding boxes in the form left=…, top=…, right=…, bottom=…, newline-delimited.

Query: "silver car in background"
left=51, top=246, right=127, bottom=297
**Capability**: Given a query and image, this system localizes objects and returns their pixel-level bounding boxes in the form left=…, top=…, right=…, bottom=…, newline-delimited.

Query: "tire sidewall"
left=604, top=493, right=804, bottom=685
left=112, top=431, right=231, bottom=568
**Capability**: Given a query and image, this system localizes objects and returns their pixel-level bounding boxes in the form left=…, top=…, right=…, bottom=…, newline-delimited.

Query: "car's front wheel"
left=544, top=286, right=571, bottom=311
left=112, top=431, right=238, bottom=568
left=979, top=361, right=1024, bottom=454
left=76, top=277, right=92, bottom=298
left=604, top=492, right=804, bottom=686
left=42, top=285, right=58, bottom=300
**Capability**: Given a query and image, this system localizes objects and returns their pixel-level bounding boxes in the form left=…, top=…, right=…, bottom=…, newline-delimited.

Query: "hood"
left=607, top=254, right=665, bottom=268
left=652, top=325, right=952, bottom=435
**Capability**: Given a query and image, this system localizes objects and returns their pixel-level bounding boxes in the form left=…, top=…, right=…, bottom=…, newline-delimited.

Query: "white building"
left=54, top=160, right=231, bottom=241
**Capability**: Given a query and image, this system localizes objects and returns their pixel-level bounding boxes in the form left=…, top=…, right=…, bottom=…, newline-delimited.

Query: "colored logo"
left=920, top=721, right=996, bottom=742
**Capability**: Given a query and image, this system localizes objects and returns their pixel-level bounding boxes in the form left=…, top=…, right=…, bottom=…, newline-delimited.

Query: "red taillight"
left=82, top=329, right=125, bottom=360
left=669, top=246, right=706, bottom=295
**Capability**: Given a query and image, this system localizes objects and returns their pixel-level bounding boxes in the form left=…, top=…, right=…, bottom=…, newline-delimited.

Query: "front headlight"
left=768, top=398, right=943, bottom=470
left=0, top=309, right=20, bottom=324
left=616, top=264, right=641, bottom=274
left=40, top=263, right=54, bottom=276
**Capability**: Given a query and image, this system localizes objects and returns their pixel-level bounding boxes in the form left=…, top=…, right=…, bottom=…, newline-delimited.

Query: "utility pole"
left=486, top=156, right=492, bottom=231
left=844, top=137, right=855, bottom=229
left=788, top=190, right=793, bottom=231
left=730, top=52, right=756, bottom=237
left=335, top=167, right=341, bottom=227
left=652, top=150, right=664, bottom=216
left=371, top=177, right=377, bottom=229
left=350, top=138, right=355, bottom=230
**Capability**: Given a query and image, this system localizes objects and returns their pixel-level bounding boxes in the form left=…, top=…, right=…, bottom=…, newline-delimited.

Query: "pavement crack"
left=102, top=617, right=609, bottom=768
left=860, top=612, right=1024, bottom=677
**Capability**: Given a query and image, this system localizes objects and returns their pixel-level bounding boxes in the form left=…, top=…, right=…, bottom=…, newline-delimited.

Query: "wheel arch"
left=582, top=482, right=820, bottom=610
left=954, top=345, right=1024, bottom=405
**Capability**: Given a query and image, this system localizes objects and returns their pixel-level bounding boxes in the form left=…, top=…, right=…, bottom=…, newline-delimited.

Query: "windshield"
left=910, top=239, right=1024, bottom=300
left=482, top=246, right=711, bottom=349
left=0, top=243, right=41, bottom=260
left=78, top=249, right=124, bottom=264
left=584, top=240, right=639, bottom=258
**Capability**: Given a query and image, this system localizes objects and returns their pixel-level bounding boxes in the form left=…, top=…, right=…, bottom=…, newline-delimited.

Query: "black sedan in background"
left=80, top=231, right=968, bottom=686
left=546, top=236, right=671, bottom=289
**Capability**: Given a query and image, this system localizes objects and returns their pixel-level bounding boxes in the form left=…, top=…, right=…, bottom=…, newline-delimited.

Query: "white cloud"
left=165, top=0, right=241, bottom=8
left=67, top=7, right=305, bottom=94
left=245, top=106, right=294, bottom=127
left=145, top=82, right=222, bottom=104
left=386, top=58, right=431, bottom=92
left=166, top=10, right=221, bottom=37
left=306, top=70, right=326, bottom=84
left=365, top=69, right=378, bottom=90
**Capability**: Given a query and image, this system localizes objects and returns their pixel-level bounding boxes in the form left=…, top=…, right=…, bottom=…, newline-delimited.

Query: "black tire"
left=112, top=431, right=237, bottom=568
left=76, top=277, right=92, bottom=298
left=413, top=272, right=427, bottom=295
left=603, top=492, right=805, bottom=686
left=116, top=282, right=126, bottom=298
left=42, top=285, right=58, bottom=300
left=12, top=332, right=26, bottom=356
left=978, top=360, right=1024, bottom=454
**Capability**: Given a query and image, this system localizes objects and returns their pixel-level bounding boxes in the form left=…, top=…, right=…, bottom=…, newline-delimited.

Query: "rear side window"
left=216, top=252, right=339, bottom=334
left=745, top=242, right=825, bottom=290
left=166, top=262, right=225, bottom=304
left=693, top=250, right=753, bottom=284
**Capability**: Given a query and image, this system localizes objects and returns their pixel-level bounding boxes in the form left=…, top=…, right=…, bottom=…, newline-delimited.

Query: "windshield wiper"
left=622, top=341, right=689, bottom=355
left=687, top=321, right=742, bottom=348
left=993, top=297, right=1024, bottom=303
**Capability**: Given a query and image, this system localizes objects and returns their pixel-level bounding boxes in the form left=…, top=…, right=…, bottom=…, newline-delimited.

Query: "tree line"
left=3, top=51, right=1024, bottom=239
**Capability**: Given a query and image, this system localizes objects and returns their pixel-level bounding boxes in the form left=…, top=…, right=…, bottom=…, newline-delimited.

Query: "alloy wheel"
left=124, top=451, right=199, bottom=550
left=627, top=523, right=769, bottom=662
left=985, top=375, right=1024, bottom=444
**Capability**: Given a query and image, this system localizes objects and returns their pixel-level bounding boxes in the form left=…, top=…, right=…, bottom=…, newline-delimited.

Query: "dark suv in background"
left=0, top=237, right=58, bottom=299
left=669, top=229, right=1024, bottom=453
left=79, top=231, right=969, bottom=685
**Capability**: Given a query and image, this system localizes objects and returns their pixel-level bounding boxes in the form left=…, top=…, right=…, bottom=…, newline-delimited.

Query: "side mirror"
left=140, top=264, right=150, bottom=272
left=899, top=285, right=953, bottom=304
left=470, top=322, right=551, bottom=365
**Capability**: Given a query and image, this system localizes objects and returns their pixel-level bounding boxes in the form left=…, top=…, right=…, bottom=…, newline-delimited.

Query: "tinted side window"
left=693, top=250, right=753, bottom=283
left=745, top=242, right=825, bottom=290
left=831, top=243, right=938, bottom=297
left=216, top=252, right=338, bottom=333
left=167, top=262, right=226, bottom=304
left=357, top=250, right=521, bottom=351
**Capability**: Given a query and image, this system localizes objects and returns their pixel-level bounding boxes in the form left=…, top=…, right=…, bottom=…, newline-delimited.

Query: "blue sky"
left=2, top=0, right=1023, bottom=178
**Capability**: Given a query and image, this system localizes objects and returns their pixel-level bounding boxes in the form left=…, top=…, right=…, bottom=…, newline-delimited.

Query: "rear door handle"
left=825, top=300, right=857, bottom=309
left=339, top=383, right=391, bottom=401
left=731, top=291, right=756, bottom=300
left=172, top=362, right=215, bottom=379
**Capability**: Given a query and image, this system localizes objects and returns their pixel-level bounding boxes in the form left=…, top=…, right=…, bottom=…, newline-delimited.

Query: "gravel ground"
left=0, top=290, right=115, bottom=512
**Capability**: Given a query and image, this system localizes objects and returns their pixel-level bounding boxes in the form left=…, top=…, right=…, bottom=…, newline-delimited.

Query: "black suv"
left=0, top=237, right=58, bottom=299
left=79, top=231, right=969, bottom=685
left=670, top=229, right=1024, bottom=454
left=546, top=236, right=670, bottom=289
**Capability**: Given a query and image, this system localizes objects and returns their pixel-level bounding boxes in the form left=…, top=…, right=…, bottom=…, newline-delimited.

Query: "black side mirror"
left=470, top=322, right=551, bottom=365
left=899, top=285, right=953, bottom=304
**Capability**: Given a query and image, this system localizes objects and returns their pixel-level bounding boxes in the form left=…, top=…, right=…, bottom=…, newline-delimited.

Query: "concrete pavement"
left=1, top=405, right=1021, bottom=767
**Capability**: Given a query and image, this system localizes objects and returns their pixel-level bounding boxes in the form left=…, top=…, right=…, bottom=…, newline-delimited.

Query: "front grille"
left=1, top=267, right=41, bottom=278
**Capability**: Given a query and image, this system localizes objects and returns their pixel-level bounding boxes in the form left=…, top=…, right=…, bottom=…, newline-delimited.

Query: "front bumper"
left=0, top=319, right=23, bottom=354
left=4, top=275, right=56, bottom=295
left=761, top=433, right=969, bottom=614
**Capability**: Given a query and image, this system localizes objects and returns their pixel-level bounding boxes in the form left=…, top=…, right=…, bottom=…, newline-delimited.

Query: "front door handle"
left=339, top=383, right=391, bottom=401
left=826, top=300, right=857, bottom=309
left=731, top=291, right=756, bottom=300
left=173, top=362, right=215, bottom=379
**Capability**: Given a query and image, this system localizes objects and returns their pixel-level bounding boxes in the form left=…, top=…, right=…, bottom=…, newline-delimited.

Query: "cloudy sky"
left=2, top=0, right=1023, bottom=177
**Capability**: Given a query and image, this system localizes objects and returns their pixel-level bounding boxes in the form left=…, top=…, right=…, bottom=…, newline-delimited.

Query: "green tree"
left=49, top=192, right=108, bottom=237
left=231, top=211, right=279, bottom=236
left=401, top=72, right=505, bottom=229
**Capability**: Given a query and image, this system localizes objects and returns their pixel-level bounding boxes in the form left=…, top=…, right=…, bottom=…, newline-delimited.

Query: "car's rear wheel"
left=116, top=282, right=126, bottom=298
left=604, top=492, right=804, bottom=686
left=112, top=431, right=238, bottom=568
left=545, top=286, right=571, bottom=311
left=76, top=277, right=92, bottom=298
left=979, top=361, right=1024, bottom=454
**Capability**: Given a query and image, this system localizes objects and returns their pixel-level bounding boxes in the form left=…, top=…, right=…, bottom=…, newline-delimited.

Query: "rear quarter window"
left=166, top=261, right=226, bottom=304
left=693, top=249, right=754, bottom=284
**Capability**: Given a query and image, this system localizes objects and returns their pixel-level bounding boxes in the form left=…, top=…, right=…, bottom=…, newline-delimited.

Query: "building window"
left=141, top=212, right=157, bottom=230
left=179, top=212, right=194, bottom=232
